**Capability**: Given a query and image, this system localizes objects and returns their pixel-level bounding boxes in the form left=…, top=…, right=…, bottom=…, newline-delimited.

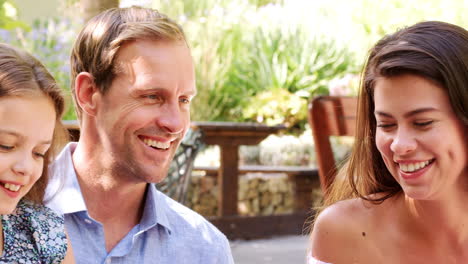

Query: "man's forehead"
left=113, top=40, right=191, bottom=71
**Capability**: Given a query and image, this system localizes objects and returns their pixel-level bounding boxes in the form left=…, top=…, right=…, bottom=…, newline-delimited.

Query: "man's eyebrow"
left=375, top=107, right=438, bottom=118
left=132, top=87, right=197, bottom=96
left=131, top=87, right=163, bottom=94
left=185, top=89, right=197, bottom=97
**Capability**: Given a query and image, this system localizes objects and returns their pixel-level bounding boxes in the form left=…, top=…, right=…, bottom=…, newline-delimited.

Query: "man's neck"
left=72, top=142, right=147, bottom=252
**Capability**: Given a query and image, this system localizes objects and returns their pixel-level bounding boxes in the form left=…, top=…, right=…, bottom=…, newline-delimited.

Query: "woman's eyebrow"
left=375, top=107, right=438, bottom=118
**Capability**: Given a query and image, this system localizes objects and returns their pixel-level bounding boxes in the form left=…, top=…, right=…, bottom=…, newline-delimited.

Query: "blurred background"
left=1, top=0, right=466, bottom=216
left=2, top=1, right=466, bottom=262
left=2, top=0, right=466, bottom=126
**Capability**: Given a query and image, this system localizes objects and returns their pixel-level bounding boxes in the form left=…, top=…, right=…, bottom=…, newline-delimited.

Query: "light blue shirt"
left=46, top=143, right=234, bottom=264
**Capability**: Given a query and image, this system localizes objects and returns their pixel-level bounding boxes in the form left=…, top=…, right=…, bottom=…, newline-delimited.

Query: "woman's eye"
left=376, top=123, right=395, bottom=129
left=414, top=120, right=434, bottom=127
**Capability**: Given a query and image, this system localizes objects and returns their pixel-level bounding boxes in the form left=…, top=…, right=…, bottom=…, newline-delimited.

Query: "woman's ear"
left=74, top=72, right=100, bottom=117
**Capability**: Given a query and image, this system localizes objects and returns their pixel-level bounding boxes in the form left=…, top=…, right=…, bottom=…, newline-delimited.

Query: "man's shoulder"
left=155, top=192, right=234, bottom=263
left=157, top=191, right=227, bottom=242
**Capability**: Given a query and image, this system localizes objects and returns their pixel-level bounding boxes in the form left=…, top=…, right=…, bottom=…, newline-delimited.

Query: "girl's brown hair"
left=0, top=43, right=67, bottom=204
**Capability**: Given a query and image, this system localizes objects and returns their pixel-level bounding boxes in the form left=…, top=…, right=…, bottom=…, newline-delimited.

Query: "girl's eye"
left=0, top=145, right=13, bottom=151
left=34, top=152, right=46, bottom=158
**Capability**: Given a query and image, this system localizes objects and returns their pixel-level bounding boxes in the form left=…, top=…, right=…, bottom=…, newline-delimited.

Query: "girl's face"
left=374, top=74, right=467, bottom=200
left=0, top=94, right=56, bottom=214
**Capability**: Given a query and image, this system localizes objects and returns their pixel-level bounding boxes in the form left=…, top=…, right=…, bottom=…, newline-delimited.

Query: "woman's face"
left=374, top=74, right=467, bottom=200
left=0, top=94, right=56, bottom=214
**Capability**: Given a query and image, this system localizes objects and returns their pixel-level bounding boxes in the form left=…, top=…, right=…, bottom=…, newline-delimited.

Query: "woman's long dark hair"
left=322, top=21, right=468, bottom=209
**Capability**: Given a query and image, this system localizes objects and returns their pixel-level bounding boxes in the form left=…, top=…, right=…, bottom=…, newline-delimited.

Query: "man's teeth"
left=143, top=138, right=170, bottom=149
left=4, top=183, right=21, bottom=192
left=399, top=160, right=431, bottom=173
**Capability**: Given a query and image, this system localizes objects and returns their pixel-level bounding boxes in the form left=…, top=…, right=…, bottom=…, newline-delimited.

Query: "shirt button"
left=84, top=219, right=92, bottom=224
left=106, top=258, right=111, bottom=264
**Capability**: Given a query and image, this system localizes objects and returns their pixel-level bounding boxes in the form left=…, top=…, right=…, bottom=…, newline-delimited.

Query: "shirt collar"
left=141, top=184, right=172, bottom=234
left=46, top=142, right=87, bottom=215
left=47, top=142, right=173, bottom=234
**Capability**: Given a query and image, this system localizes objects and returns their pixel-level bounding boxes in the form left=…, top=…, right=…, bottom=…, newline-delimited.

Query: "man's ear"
left=75, top=72, right=101, bottom=117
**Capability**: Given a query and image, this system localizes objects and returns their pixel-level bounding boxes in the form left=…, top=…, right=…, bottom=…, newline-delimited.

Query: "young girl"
left=309, top=21, right=468, bottom=263
left=0, top=43, right=74, bottom=263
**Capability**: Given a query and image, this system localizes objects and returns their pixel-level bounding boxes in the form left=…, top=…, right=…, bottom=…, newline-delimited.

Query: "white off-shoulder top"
left=307, top=255, right=332, bottom=264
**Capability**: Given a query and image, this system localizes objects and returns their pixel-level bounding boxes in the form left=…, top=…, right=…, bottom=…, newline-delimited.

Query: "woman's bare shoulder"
left=311, top=198, right=371, bottom=239
left=309, top=197, right=392, bottom=263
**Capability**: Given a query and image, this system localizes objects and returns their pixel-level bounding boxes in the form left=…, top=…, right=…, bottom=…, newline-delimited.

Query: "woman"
left=0, top=43, right=74, bottom=263
left=309, top=21, right=468, bottom=263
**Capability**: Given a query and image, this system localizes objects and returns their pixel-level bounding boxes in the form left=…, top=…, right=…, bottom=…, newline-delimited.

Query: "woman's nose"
left=390, top=129, right=417, bottom=155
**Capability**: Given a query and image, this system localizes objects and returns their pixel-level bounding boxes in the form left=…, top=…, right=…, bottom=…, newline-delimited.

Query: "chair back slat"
left=308, top=96, right=357, bottom=194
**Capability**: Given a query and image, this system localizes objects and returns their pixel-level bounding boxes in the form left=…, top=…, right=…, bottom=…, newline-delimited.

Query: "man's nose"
left=156, top=102, right=186, bottom=135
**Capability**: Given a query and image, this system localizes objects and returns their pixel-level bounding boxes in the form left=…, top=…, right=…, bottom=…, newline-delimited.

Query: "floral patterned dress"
left=0, top=199, right=67, bottom=263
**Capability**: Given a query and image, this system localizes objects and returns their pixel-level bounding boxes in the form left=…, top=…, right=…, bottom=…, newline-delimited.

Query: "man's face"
left=94, top=39, right=196, bottom=184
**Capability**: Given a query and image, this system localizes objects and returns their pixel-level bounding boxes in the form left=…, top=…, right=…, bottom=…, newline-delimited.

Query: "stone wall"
left=185, top=173, right=298, bottom=217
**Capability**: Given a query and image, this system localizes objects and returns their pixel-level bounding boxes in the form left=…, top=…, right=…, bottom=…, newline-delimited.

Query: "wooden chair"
left=156, top=129, right=204, bottom=204
left=308, top=96, right=357, bottom=194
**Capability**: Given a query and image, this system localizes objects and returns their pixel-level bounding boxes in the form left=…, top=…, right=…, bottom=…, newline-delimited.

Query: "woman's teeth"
left=399, top=160, right=431, bottom=172
left=4, top=183, right=21, bottom=192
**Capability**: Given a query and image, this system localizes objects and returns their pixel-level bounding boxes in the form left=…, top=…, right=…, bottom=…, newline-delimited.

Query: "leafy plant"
left=155, top=0, right=358, bottom=131
left=1, top=18, right=77, bottom=119
left=242, top=88, right=308, bottom=131
left=0, top=0, right=28, bottom=30
left=224, top=25, right=356, bottom=130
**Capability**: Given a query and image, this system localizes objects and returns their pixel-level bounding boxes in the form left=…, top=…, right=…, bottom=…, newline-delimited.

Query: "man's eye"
left=144, top=95, right=158, bottom=100
left=179, top=98, right=190, bottom=104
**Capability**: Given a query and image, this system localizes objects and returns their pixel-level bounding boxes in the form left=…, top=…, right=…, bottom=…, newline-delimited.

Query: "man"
left=46, top=6, right=234, bottom=264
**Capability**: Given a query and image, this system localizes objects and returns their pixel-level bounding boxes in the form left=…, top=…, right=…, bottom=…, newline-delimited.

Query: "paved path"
left=231, top=235, right=309, bottom=264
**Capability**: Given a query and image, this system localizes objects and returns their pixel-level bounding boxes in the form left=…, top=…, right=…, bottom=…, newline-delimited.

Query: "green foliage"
left=5, top=0, right=467, bottom=130
left=242, top=88, right=308, bottom=131
left=247, top=0, right=283, bottom=7
left=225, top=25, right=356, bottom=129
left=0, top=0, right=28, bottom=30
left=1, top=18, right=77, bottom=119
left=295, top=0, right=468, bottom=60
left=155, top=0, right=357, bottom=131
